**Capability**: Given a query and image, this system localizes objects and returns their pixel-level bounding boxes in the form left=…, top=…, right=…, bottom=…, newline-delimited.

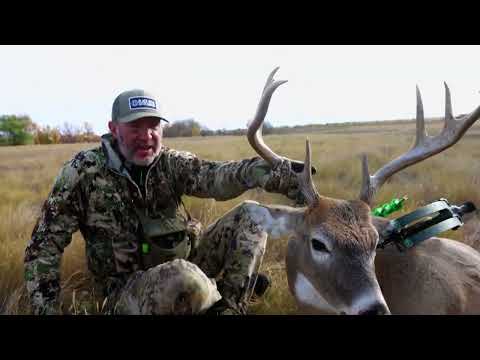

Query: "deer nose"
left=358, top=302, right=391, bottom=315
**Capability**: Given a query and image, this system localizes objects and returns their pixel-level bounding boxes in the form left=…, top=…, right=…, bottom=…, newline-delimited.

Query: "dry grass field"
left=1, top=120, right=480, bottom=314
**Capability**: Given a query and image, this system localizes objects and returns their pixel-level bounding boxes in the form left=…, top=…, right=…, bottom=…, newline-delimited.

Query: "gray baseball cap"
left=111, top=89, right=169, bottom=123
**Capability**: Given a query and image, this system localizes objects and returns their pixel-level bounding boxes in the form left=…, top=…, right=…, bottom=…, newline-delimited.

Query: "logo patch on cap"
left=129, top=96, right=157, bottom=110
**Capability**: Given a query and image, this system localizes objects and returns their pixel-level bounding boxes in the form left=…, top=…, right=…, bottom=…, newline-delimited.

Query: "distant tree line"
left=163, top=119, right=202, bottom=137
left=1, top=113, right=456, bottom=146
left=0, top=115, right=100, bottom=146
left=163, top=119, right=275, bottom=137
left=162, top=118, right=445, bottom=138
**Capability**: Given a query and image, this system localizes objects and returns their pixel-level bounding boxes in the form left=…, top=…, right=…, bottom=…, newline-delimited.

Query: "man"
left=24, top=88, right=305, bottom=315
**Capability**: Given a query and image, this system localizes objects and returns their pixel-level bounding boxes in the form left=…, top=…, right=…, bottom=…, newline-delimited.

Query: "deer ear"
left=256, top=204, right=304, bottom=240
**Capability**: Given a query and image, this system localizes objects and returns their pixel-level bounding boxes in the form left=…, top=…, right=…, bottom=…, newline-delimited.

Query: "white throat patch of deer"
left=245, top=67, right=480, bottom=315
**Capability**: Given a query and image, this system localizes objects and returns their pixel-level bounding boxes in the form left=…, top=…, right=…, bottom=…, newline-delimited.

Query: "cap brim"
left=116, top=111, right=169, bottom=124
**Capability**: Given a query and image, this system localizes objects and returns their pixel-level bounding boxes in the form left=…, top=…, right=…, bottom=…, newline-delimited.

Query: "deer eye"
left=311, top=238, right=329, bottom=253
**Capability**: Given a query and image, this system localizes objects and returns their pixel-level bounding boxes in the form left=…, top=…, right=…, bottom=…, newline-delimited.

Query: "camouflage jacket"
left=24, top=134, right=303, bottom=315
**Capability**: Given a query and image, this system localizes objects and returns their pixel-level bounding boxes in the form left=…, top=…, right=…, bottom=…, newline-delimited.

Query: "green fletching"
left=372, top=196, right=408, bottom=217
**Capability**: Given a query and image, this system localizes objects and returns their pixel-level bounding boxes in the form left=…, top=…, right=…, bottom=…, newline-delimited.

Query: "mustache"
left=133, top=143, right=155, bottom=149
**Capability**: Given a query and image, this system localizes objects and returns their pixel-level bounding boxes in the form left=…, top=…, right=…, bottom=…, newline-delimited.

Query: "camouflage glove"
left=251, top=158, right=316, bottom=205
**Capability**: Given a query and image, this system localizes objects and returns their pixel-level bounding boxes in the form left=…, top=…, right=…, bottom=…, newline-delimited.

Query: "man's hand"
left=290, top=159, right=317, bottom=175
left=252, top=158, right=316, bottom=206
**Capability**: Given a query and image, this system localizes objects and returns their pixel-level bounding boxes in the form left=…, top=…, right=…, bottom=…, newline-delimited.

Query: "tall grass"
left=1, top=121, right=480, bottom=314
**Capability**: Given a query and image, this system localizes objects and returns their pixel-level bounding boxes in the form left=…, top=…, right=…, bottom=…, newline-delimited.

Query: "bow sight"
left=377, top=198, right=477, bottom=251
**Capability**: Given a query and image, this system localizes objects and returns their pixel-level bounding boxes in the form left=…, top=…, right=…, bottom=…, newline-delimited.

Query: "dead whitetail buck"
left=245, top=68, right=480, bottom=315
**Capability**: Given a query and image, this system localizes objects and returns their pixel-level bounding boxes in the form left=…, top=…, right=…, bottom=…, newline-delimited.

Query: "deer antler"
left=247, top=68, right=320, bottom=206
left=299, top=139, right=321, bottom=206
left=360, top=83, right=480, bottom=205
left=247, top=67, right=287, bottom=167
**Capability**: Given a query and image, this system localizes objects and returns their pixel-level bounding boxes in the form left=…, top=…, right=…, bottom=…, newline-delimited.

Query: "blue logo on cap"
left=129, top=97, right=157, bottom=110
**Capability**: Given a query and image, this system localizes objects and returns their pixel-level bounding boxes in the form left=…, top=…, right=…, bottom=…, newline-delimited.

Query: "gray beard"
left=117, top=134, right=155, bottom=167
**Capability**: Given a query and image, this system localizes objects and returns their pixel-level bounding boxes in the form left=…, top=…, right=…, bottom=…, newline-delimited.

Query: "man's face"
left=109, top=116, right=163, bottom=166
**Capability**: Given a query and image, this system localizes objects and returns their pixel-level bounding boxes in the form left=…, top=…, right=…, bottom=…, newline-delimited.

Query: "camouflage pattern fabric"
left=24, top=134, right=303, bottom=315
left=189, top=200, right=269, bottom=307
left=112, top=200, right=269, bottom=314
left=113, top=259, right=222, bottom=315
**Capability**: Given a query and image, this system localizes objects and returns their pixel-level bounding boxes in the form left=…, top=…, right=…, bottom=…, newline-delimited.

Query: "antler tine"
left=262, top=66, right=280, bottom=95
left=247, top=67, right=287, bottom=167
left=359, top=154, right=372, bottom=204
left=441, top=83, right=480, bottom=140
left=298, top=139, right=321, bottom=206
left=359, top=84, right=480, bottom=206
left=444, top=82, right=455, bottom=129
left=414, top=86, right=427, bottom=147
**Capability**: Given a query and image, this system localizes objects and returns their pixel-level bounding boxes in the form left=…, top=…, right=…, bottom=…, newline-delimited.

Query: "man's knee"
left=234, top=201, right=271, bottom=239
left=232, top=200, right=266, bottom=228
left=236, top=200, right=261, bottom=214
left=115, top=259, right=221, bottom=315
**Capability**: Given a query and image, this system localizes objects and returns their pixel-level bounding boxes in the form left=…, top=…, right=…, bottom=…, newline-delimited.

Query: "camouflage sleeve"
left=163, top=149, right=303, bottom=202
left=24, top=158, right=85, bottom=315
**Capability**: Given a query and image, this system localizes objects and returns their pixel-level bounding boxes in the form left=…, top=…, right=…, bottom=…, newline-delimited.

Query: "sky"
left=1, top=45, right=480, bottom=135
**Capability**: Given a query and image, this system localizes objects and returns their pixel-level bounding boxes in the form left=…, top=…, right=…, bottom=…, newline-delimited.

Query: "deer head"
left=247, top=68, right=480, bottom=315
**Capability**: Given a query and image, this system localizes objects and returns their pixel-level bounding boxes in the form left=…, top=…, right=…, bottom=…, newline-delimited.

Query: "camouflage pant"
left=113, top=200, right=268, bottom=315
